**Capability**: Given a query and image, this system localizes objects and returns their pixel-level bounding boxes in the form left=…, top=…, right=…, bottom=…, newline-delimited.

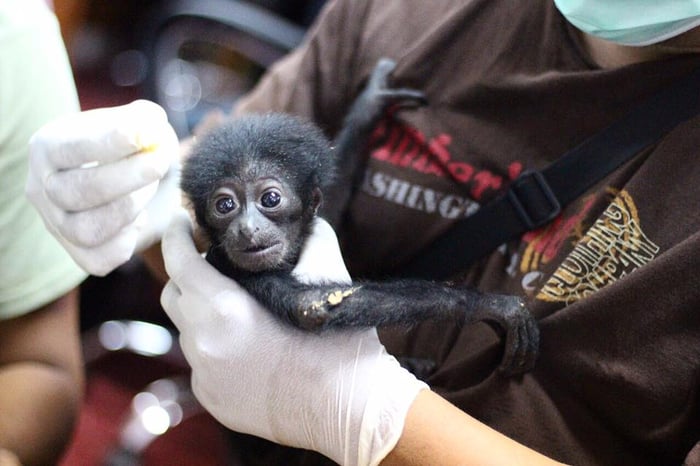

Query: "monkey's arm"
left=322, top=58, right=427, bottom=227
left=239, top=274, right=539, bottom=375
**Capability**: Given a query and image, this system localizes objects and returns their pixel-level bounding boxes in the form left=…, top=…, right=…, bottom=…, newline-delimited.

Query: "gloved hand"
left=26, top=99, right=181, bottom=276
left=160, top=210, right=428, bottom=466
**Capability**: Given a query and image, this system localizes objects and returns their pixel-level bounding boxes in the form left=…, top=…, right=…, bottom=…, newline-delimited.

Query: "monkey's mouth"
left=230, top=242, right=285, bottom=271
left=241, top=241, right=283, bottom=255
left=243, top=244, right=274, bottom=253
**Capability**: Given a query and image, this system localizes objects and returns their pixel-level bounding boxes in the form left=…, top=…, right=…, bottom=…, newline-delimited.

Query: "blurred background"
left=51, top=1, right=325, bottom=464
left=56, top=0, right=325, bottom=132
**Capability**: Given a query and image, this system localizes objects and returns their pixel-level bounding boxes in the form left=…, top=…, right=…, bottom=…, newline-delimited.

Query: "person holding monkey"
left=0, top=1, right=87, bottom=464
left=27, top=0, right=700, bottom=465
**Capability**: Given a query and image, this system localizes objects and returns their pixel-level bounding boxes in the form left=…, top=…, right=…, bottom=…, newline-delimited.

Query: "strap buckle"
left=507, top=170, right=561, bottom=230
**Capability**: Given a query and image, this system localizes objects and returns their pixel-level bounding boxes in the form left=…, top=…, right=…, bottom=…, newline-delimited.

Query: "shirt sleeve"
left=0, top=0, right=87, bottom=319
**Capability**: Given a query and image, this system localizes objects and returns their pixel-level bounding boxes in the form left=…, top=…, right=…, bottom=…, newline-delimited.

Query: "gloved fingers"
left=43, top=147, right=172, bottom=211
left=293, top=218, right=352, bottom=285
left=61, top=222, right=141, bottom=276
left=160, top=274, right=238, bottom=335
left=161, top=209, right=236, bottom=295
left=53, top=182, right=158, bottom=248
left=161, top=208, right=196, bottom=282
left=30, top=100, right=177, bottom=170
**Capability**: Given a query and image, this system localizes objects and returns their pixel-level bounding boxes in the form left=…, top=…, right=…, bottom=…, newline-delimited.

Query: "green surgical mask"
left=554, top=0, right=700, bottom=46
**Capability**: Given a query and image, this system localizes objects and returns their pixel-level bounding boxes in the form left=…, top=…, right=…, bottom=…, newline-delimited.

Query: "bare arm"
left=382, top=390, right=568, bottom=466
left=0, top=289, right=83, bottom=466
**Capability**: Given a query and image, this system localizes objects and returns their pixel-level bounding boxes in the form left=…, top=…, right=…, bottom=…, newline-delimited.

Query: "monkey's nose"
left=237, top=218, right=260, bottom=239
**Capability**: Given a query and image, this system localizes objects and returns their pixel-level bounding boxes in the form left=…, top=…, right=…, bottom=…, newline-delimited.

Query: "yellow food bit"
left=138, top=142, right=160, bottom=153
left=327, top=287, right=359, bottom=306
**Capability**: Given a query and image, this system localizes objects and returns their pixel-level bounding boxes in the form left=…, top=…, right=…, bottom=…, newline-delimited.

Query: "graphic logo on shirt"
left=370, top=125, right=465, bottom=180
left=536, top=189, right=660, bottom=304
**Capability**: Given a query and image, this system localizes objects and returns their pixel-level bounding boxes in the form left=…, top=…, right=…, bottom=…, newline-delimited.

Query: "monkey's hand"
left=472, top=294, right=540, bottom=376
left=26, top=100, right=181, bottom=276
left=161, top=211, right=428, bottom=466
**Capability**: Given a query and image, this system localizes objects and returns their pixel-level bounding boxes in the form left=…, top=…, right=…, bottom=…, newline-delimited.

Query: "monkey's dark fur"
left=181, top=59, right=539, bottom=375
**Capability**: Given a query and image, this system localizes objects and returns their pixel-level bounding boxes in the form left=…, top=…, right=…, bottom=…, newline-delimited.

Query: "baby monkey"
left=181, top=59, right=539, bottom=375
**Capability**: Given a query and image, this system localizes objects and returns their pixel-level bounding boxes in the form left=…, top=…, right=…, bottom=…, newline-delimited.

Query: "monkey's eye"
left=214, top=196, right=237, bottom=214
left=260, top=190, right=282, bottom=208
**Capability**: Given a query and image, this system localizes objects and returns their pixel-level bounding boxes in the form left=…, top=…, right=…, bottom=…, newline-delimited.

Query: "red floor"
left=59, top=353, right=231, bottom=465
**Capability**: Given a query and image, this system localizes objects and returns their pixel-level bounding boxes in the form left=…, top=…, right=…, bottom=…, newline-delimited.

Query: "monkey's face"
left=205, top=175, right=311, bottom=273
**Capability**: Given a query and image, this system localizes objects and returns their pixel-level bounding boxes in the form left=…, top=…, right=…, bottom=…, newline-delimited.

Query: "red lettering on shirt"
left=508, top=161, right=523, bottom=180
left=368, top=119, right=521, bottom=201
left=471, top=171, right=503, bottom=198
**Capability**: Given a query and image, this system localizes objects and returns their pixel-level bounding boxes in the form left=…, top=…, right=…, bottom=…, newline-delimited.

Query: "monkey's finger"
left=499, top=317, right=538, bottom=376
left=510, top=316, right=539, bottom=374
left=378, top=89, right=428, bottom=109
left=30, top=100, right=178, bottom=170
left=368, top=57, right=397, bottom=88
left=498, top=324, right=518, bottom=375
left=513, top=323, right=530, bottom=375
left=498, top=311, right=527, bottom=376
left=522, top=317, right=540, bottom=372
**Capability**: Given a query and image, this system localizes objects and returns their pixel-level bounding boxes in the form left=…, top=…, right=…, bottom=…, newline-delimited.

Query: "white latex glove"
left=160, top=210, right=428, bottom=466
left=26, top=99, right=181, bottom=276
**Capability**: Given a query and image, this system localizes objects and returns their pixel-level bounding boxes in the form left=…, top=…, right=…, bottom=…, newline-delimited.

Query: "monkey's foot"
left=476, top=295, right=540, bottom=376
left=348, top=58, right=427, bottom=130
left=370, top=58, right=427, bottom=112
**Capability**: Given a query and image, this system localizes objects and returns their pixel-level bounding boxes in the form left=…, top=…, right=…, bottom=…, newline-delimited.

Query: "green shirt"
left=0, top=0, right=87, bottom=319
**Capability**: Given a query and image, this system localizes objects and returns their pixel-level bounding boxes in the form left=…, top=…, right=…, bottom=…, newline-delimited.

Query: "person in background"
left=25, top=0, right=700, bottom=464
left=0, top=1, right=88, bottom=464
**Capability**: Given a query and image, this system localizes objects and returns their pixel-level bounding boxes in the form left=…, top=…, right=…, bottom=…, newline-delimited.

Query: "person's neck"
left=578, top=28, right=700, bottom=69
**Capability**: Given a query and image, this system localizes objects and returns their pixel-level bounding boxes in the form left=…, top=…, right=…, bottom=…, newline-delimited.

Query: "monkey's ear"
left=311, top=187, right=323, bottom=215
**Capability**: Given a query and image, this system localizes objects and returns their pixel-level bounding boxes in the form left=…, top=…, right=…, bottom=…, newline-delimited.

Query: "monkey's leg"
left=243, top=275, right=539, bottom=375
left=323, top=58, right=427, bottom=227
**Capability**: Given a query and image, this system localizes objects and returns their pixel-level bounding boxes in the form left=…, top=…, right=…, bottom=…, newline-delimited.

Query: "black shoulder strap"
left=398, top=66, right=700, bottom=280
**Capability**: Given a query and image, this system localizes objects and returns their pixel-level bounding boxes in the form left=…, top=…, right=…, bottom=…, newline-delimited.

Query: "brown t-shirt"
left=234, top=0, right=700, bottom=464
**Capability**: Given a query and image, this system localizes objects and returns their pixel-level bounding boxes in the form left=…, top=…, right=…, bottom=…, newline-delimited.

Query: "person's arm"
left=0, top=289, right=83, bottom=466
left=0, top=448, right=21, bottom=466
left=0, top=3, right=86, bottom=463
left=382, top=390, right=567, bottom=466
